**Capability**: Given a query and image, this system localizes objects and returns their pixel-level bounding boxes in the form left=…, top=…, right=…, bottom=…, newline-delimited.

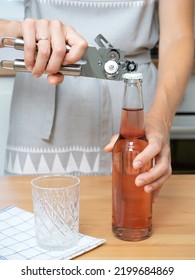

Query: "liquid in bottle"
left=112, top=73, right=153, bottom=241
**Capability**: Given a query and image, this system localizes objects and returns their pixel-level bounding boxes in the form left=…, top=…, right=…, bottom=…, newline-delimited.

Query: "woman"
left=0, top=0, right=194, bottom=202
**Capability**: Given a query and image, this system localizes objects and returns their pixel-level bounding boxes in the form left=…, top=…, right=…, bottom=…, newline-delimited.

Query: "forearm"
left=0, top=19, right=21, bottom=47
left=146, top=0, right=194, bottom=133
left=148, top=37, right=194, bottom=130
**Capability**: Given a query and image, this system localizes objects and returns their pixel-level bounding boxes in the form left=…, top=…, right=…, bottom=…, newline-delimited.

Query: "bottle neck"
left=120, top=78, right=145, bottom=138
left=122, top=78, right=143, bottom=110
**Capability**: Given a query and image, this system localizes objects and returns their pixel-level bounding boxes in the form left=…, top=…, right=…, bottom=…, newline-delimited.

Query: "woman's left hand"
left=104, top=116, right=172, bottom=203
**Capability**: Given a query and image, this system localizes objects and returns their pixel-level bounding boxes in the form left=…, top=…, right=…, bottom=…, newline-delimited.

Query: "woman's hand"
left=132, top=115, right=172, bottom=203
left=19, top=18, right=88, bottom=84
left=104, top=116, right=172, bottom=203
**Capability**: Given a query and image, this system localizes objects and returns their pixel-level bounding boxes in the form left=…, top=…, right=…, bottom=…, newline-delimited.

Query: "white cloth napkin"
left=0, top=206, right=105, bottom=260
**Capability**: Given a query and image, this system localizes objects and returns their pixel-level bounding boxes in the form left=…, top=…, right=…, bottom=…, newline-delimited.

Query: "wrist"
left=145, top=112, right=172, bottom=136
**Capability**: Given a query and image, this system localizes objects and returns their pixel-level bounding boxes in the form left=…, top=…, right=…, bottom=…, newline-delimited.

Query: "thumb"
left=104, top=134, right=119, bottom=152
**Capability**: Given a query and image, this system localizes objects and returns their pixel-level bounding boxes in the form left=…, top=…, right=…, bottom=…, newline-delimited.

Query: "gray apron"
left=5, top=0, right=158, bottom=175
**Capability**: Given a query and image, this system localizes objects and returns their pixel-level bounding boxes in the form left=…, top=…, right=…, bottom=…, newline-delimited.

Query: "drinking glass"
left=31, top=174, right=80, bottom=250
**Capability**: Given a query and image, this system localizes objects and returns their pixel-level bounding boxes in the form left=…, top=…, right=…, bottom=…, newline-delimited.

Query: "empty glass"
left=31, top=174, right=80, bottom=251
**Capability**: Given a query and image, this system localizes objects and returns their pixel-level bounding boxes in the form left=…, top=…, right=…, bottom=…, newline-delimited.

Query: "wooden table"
left=0, top=175, right=195, bottom=260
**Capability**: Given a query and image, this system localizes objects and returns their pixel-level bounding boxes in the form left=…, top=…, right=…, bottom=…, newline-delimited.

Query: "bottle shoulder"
left=113, top=136, right=148, bottom=153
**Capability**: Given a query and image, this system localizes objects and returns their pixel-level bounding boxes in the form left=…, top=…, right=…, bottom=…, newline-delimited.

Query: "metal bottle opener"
left=0, top=34, right=137, bottom=81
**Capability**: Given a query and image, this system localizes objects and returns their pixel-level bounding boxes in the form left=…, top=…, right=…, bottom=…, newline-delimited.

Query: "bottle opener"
left=0, top=34, right=137, bottom=81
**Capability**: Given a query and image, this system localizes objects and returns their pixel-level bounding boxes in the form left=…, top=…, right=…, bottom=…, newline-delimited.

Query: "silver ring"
left=38, top=37, right=49, bottom=41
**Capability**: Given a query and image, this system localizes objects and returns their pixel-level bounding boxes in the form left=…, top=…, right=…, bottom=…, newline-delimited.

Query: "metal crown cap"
left=122, top=72, right=143, bottom=80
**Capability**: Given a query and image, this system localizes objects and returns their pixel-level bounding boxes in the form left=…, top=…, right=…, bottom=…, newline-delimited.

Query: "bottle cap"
left=122, top=72, right=143, bottom=80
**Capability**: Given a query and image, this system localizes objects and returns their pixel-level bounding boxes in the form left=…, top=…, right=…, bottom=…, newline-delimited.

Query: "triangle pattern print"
left=5, top=145, right=101, bottom=175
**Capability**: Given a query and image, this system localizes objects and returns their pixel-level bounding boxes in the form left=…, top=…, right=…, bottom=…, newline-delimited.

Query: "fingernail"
left=136, top=179, right=145, bottom=187
left=133, top=161, right=142, bottom=169
left=144, top=185, right=153, bottom=193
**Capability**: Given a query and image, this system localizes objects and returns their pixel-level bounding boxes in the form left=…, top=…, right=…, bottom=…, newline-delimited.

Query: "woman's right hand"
left=18, top=18, right=88, bottom=84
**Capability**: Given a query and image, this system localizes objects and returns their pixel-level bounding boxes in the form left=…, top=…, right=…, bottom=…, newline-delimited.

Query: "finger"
left=32, top=20, right=51, bottom=77
left=133, top=138, right=162, bottom=169
left=135, top=158, right=172, bottom=206
left=135, top=151, right=172, bottom=188
left=144, top=173, right=169, bottom=204
left=47, top=73, right=64, bottom=85
left=46, top=20, right=66, bottom=74
left=22, top=18, right=37, bottom=70
left=33, top=39, right=51, bottom=77
left=142, top=168, right=171, bottom=193
left=152, top=186, right=162, bottom=204
left=104, top=134, right=119, bottom=152
left=62, top=26, right=88, bottom=64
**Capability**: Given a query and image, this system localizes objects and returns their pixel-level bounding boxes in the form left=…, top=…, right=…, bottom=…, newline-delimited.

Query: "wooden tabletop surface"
left=0, top=175, right=195, bottom=260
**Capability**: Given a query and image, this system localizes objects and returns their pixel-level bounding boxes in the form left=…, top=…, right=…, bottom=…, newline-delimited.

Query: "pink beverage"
left=112, top=107, right=152, bottom=241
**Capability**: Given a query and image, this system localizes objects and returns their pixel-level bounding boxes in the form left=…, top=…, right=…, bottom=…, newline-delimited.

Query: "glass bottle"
left=112, top=72, right=152, bottom=241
